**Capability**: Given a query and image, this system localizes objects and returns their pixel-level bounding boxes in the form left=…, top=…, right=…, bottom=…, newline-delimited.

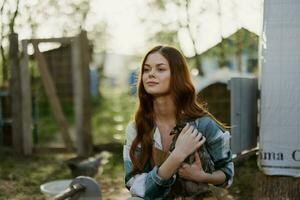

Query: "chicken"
left=168, top=122, right=215, bottom=199
left=66, top=155, right=102, bottom=178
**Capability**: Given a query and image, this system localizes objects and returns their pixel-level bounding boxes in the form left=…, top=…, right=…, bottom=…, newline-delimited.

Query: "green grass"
left=228, top=156, right=257, bottom=200
left=92, top=83, right=137, bottom=144
left=34, top=80, right=137, bottom=146
left=0, top=149, right=129, bottom=200
left=0, top=150, right=72, bottom=199
left=0, top=82, right=136, bottom=199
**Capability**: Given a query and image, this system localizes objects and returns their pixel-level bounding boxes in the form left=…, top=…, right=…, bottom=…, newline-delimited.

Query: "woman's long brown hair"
left=129, top=45, right=224, bottom=175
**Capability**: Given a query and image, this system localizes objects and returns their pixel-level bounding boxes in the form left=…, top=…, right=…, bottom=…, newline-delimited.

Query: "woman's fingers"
left=179, top=124, right=194, bottom=140
left=178, top=168, right=183, bottom=175
left=185, top=124, right=195, bottom=135
left=182, top=163, right=189, bottom=168
left=196, top=136, right=206, bottom=148
left=194, top=151, right=201, bottom=163
left=175, top=125, right=206, bottom=158
left=191, top=128, right=198, bottom=137
left=195, top=131, right=203, bottom=141
left=178, top=164, right=190, bottom=174
left=180, top=123, right=190, bottom=135
left=180, top=126, right=204, bottom=145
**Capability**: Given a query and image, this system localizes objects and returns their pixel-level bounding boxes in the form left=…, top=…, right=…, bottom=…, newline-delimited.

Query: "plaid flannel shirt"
left=123, top=116, right=234, bottom=199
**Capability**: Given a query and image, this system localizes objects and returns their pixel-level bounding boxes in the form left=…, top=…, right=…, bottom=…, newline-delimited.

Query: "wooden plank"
left=32, top=42, right=74, bottom=152
left=20, top=40, right=32, bottom=155
left=23, top=37, right=73, bottom=45
left=32, top=143, right=122, bottom=154
left=9, top=33, right=23, bottom=154
left=233, top=148, right=258, bottom=166
left=71, top=31, right=93, bottom=157
left=33, top=146, right=72, bottom=154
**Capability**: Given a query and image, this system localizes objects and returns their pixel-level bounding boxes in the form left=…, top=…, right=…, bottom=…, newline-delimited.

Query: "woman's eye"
left=144, top=68, right=150, bottom=72
left=158, top=68, right=165, bottom=71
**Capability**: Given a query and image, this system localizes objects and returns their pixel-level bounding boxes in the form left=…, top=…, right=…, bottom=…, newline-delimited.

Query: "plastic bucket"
left=40, top=179, right=72, bottom=199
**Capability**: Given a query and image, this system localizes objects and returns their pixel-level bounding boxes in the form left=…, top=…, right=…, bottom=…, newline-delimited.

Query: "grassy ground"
left=0, top=82, right=135, bottom=200
left=0, top=148, right=259, bottom=200
left=0, top=149, right=131, bottom=200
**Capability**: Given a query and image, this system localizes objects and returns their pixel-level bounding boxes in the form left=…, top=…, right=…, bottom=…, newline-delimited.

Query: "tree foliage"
left=0, top=0, right=20, bottom=84
left=143, top=0, right=207, bottom=75
left=0, top=0, right=108, bottom=85
left=143, top=0, right=259, bottom=74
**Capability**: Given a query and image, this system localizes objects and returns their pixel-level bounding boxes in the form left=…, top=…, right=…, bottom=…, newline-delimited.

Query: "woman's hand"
left=172, top=123, right=206, bottom=161
left=158, top=124, right=206, bottom=180
left=178, top=151, right=208, bottom=182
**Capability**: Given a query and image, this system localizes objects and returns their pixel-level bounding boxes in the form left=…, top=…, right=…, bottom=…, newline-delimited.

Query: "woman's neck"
left=153, top=95, right=176, bottom=125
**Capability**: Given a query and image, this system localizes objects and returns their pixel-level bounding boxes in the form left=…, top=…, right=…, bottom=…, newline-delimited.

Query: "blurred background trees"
left=142, top=0, right=260, bottom=75
left=0, top=0, right=263, bottom=199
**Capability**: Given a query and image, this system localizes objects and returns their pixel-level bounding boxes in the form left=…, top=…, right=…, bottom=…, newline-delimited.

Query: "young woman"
left=123, top=46, right=234, bottom=199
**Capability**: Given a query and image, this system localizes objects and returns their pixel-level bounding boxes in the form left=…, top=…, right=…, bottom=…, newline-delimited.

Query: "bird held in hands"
left=168, top=122, right=215, bottom=199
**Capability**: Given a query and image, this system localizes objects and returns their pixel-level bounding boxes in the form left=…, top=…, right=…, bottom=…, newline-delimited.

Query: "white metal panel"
left=259, top=0, right=300, bottom=176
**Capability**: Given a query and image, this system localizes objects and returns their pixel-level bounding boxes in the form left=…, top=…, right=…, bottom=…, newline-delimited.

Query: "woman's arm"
left=157, top=123, right=206, bottom=179
left=205, top=119, right=234, bottom=187
left=178, top=117, right=234, bottom=187
left=123, top=122, right=177, bottom=198
left=178, top=151, right=226, bottom=185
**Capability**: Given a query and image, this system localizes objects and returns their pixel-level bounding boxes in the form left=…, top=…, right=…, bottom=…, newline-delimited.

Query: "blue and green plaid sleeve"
left=123, top=122, right=176, bottom=199
left=199, top=117, right=234, bottom=188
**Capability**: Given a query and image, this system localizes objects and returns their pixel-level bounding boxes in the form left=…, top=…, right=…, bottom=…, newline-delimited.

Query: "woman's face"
left=142, top=52, right=171, bottom=97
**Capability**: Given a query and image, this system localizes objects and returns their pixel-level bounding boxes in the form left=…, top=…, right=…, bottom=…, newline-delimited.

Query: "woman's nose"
left=149, top=68, right=156, bottom=76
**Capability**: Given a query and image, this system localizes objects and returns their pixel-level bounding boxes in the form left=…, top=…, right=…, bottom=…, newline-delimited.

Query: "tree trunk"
left=185, top=0, right=204, bottom=76
left=236, top=32, right=243, bottom=72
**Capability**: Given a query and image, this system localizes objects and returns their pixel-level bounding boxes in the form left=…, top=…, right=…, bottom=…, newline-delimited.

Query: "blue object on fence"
left=128, top=69, right=137, bottom=96
left=90, top=67, right=99, bottom=97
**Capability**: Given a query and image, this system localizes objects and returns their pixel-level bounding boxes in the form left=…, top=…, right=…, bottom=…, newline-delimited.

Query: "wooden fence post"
left=10, top=33, right=32, bottom=155
left=20, top=40, right=32, bottom=155
left=71, top=30, right=93, bottom=157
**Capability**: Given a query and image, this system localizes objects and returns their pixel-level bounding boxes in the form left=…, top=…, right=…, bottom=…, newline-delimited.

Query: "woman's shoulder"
left=125, top=121, right=137, bottom=145
left=195, top=115, right=230, bottom=144
left=194, top=115, right=214, bottom=130
left=126, top=121, right=136, bottom=132
left=194, top=115, right=226, bottom=135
